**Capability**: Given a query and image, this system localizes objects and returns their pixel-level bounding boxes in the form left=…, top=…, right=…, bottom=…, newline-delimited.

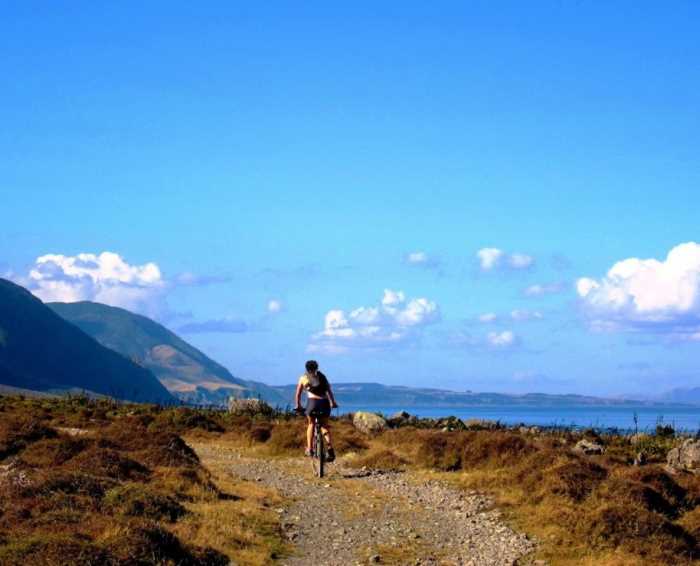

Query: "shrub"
left=0, top=417, right=57, bottom=460
left=546, top=458, right=608, bottom=502
left=103, top=483, right=187, bottom=522
left=17, top=436, right=91, bottom=467
left=349, top=449, right=408, bottom=472
left=248, top=424, right=272, bottom=443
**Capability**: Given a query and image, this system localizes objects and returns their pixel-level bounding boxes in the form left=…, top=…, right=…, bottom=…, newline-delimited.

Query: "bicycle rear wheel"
left=312, top=423, right=324, bottom=478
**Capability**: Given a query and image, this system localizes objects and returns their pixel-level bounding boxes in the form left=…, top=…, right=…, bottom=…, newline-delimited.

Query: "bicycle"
left=296, top=406, right=333, bottom=478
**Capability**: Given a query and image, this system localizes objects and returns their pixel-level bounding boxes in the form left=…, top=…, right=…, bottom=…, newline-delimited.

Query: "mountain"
left=271, top=381, right=686, bottom=408
left=660, top=387, right=700, bottom=405
left=48, top=301, right=286, bottom=405
left=0, top=278, right=174, bottom=403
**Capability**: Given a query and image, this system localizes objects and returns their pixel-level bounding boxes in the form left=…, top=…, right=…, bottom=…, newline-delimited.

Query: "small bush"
left=0, top=418, right=57, bottom=460
left=248, top=424, right=272, bottom=443
left=17, top=436, right=90, bottom=467
left=0, top=534, right=111, bottom=566
left=546, top=458, right=608, bottom=502
left=103, top=483, right=187, bottom=522
left=349, top=449, right=408, bottom=472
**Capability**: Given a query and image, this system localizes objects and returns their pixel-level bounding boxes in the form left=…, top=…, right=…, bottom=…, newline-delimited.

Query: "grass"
left=0, top=395, right=289, bottom=565
left=2, top=394, right=698, bottom=565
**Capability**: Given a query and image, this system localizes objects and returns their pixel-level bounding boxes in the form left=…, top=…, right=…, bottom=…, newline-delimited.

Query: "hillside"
left=272, top=381, right=677, bottom=408
left=49, top=301, right=285, bottom=405
left=0, top=278, right=173, bottom=402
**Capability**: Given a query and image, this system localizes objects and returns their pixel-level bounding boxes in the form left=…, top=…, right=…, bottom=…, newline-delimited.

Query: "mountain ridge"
left=48, top=301, right=285, bottom=405
left=0, top=278, right=174, bottom=403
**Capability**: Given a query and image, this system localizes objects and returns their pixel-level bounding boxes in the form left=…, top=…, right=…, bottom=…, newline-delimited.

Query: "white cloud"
left=510, top=309, right=543, bottom=321
left=267, top=299, right=284, bottom=314
left=524, top=281, right=566, bottom=297
left=577, top=242, right=700, bottom=340
left=405, top=251, right=439, bottom=269
left=477, top=248, right=534, bottom=271
left=26, top=252, right=166, bottom=316
left=477, top=248, right=505, bottom=270
left=478, top=312, right=498, bottom=323
left=508, top=253, right=535, bottom=269
left=308, top=289, right=440, bottom=354
left=487, top=330, right=518, bottom=348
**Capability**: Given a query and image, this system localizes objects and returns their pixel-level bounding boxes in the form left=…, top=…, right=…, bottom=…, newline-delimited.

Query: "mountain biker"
left=295, top=360, right=338, bottom=462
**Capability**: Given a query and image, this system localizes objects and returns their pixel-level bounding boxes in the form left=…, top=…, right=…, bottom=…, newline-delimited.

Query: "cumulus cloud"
left=404, top=251, right=440, bottom=269
left=524, top=281, right=566, bottom=297
left=308, top=289, right=440, bottom=354
left=25, top=252, right=166, bottom=316
left=577, top=242, right=700, bottom=340
left=478, top=312, right=498, bottom=323
left=452, top=329, right=520, bottom=350
left=510, top=309, right=543, bottom=322
left=476, top=248, right=534, bottom=272
left=487, top=330, right=518, bottom=348
left=267, top=299, right=283, bottom=313
left=174, top=272, right=231, bottom=286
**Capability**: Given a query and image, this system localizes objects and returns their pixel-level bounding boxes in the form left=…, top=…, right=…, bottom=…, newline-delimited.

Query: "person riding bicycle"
left=294, top=360, right=338, bottom=462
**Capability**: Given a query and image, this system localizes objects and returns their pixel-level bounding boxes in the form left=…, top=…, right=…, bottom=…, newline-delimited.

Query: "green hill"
left=48, top=301, right=286, bottom=405
left=0, top=278, right=174, bottom=403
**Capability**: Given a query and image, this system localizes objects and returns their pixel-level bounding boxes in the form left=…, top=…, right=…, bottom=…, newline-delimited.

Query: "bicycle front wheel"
left=313, top=425, right=324, bottom=478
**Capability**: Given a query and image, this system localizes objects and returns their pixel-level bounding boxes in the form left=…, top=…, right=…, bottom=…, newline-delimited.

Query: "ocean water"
left=337, top=405, right=700, bottom=433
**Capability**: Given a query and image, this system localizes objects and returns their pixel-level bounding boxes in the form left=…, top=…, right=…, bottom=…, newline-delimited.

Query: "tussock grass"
left=0, top=395, right=288, bottom=564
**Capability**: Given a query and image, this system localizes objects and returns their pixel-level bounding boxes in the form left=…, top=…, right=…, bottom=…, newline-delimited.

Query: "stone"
left=464, top=418, right=499, bottom=431
left=573, top=439, right=605, bottom=455
left=227, top=397, right=273, bottom=416
left=369, top=555, right=381, bottom=563
left=630, top=433, right=650, bottom=446
left=352, top=411, right=388, bottom=435
left=667, top=438, right=700, bottom=474
left=391, top=410, right=411, bottom=420
left=634, top=452, right=647, bottom=467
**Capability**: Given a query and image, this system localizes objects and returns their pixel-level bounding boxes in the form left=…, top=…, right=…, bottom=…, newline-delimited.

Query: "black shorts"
left=305, top=397, right=331, bottom=417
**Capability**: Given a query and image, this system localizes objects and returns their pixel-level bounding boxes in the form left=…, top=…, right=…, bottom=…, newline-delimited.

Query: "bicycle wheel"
left=316, top=423, right=325, bottom=478
left=310, top=422, right=319, bottom=475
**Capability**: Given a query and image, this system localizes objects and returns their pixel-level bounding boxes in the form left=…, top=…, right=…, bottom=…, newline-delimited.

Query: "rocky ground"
left=192, top=442, right=538, bottom=566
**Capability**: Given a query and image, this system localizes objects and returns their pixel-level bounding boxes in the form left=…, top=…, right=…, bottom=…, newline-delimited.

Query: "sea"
left=337, top=404, right=700, bottom=433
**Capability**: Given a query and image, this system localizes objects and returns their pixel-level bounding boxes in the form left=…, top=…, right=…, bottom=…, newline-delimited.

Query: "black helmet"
left=305, top=360, right=319, bottom=372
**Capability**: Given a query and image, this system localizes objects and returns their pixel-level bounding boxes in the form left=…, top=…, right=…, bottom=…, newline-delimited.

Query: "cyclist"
left=294, top=360, right=338, bottom=462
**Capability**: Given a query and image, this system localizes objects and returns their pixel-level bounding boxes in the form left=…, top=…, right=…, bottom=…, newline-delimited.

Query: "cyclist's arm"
left=294, top=380, right=303, bottom=409
left=326, top=384, right=338, bottom=407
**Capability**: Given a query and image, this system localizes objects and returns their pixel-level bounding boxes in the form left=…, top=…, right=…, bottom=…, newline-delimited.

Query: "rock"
left=574, top=439, right=604, bottom=455
left=634, top=452, right=647, bottom=467
left=387, top=410, right=413, bottom=428
left=464, top=418, right=499, bottom=431
left=227, top=397, right=273, bottom=416
left=667, top=438, right=700, bottom=474
left=369, top=555, right=381, bottom=563
left=629, top=433, right=650, bottom=446
left=352, top=411, right=387, bottom=435
left=391, top=410, right=411, bottom=420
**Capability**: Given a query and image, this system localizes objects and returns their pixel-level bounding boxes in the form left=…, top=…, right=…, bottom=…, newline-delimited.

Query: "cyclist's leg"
left=319, top=415, right=333, bottom=448
left=306, top=416, right=314, bottom=453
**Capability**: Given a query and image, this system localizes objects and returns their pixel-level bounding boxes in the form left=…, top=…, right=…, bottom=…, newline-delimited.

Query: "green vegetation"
left=0, top=278, right=173, bottom=403
left=2, top=394, right=697, bottom=565
left=49, top=300, right=286, bottom=405
left=0, top=395, right=289, bottom=565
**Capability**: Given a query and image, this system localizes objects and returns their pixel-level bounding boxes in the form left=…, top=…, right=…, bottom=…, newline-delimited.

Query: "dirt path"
left=192, top=442, right=536, bottom=566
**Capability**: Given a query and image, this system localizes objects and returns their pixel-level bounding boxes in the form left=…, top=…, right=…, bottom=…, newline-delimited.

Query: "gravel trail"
left=192, top=443, right=537, bottom=566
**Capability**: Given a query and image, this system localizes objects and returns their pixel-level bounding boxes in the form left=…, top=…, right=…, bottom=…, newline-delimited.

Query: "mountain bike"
left=309, top=408, right=326, bottom=477
left=296, top=407, right=332, bottom=478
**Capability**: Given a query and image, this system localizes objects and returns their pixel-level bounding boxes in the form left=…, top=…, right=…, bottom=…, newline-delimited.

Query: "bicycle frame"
left=309, top=413, right=325, bottom=478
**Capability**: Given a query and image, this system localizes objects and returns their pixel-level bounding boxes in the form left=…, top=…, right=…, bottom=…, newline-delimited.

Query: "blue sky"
left=2, top=2, right=700, bottom=396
